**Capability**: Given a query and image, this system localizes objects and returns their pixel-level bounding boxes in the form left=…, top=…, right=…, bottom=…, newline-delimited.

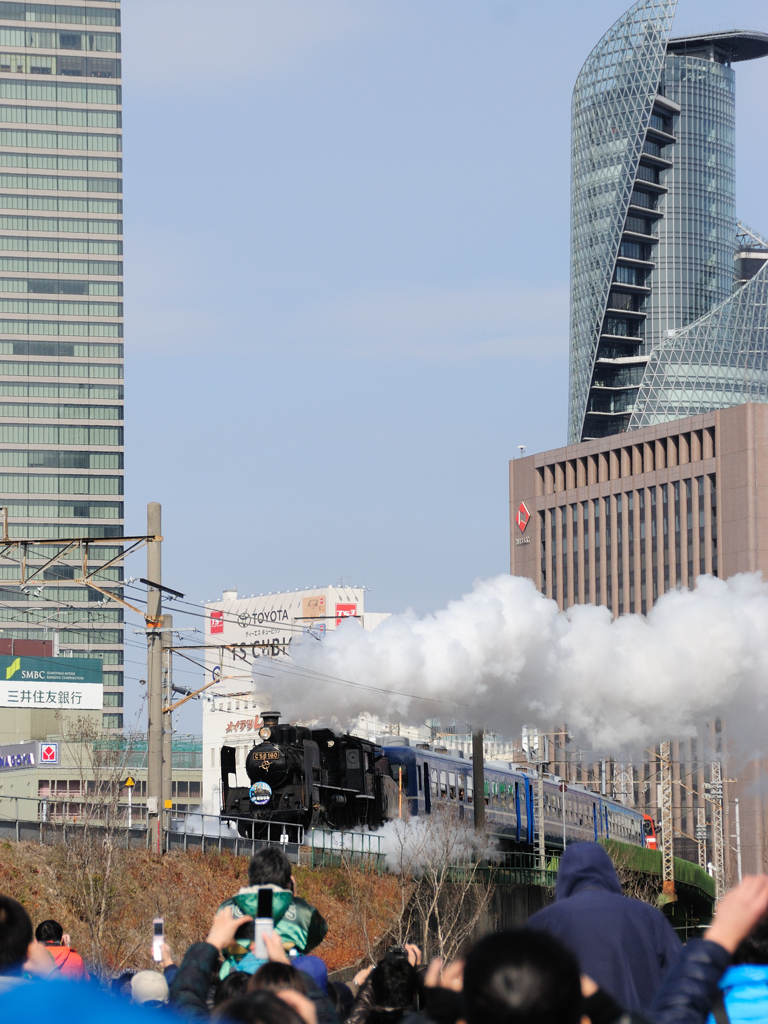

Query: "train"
left=220, top=712, right=659, bottom=851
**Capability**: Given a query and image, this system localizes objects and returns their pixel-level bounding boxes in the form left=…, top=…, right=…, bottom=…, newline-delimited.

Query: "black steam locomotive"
left=220, top=712, right=400, bottom=835
left=221, top=713, right=662, bottom=856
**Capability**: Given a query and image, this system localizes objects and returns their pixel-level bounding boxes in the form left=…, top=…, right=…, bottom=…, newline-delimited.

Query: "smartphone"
left=253, top=887, right=273, bottom=959
left=152, top=917, right=164, bottom=963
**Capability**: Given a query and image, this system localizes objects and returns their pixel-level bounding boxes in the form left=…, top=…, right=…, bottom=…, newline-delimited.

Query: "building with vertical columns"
left=0, top=2, right=124, bottom=730
left=510, top=402, right=768, bottom=877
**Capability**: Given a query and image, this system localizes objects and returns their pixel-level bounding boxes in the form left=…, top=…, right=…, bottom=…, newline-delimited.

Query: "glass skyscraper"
left=568, top=0, right=768, bottom=443
left=0, top=1, right=123, bottom=728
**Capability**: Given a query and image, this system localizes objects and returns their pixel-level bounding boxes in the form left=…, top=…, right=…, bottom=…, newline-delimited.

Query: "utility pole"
left=146, top=502, right=163, bottom=854
left=735, top=797, right=743, bottom=884
left=162, top=612, right=173, bottom=845
left=706, top=762, right=725, bottom=898
left=660, top=741, right=675, bottom=900
left=537, top=761, right=546, bottom=873
left=472, top=729, right=485, bottom=831
left=696, top=806, right=707, bottom=870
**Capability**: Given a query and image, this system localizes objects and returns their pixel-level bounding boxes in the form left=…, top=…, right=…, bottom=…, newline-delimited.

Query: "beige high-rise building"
left=509, top=403, right=768, bottom=881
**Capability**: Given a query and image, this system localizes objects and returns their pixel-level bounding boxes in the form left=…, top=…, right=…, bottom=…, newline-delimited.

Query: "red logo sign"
left=515, top=501, right=531, bottom=533
left=210, top=610, right=224, bottom=634
left=41, top=743, right=58, bottom=763
left=335, top=603, right=357, bottom=626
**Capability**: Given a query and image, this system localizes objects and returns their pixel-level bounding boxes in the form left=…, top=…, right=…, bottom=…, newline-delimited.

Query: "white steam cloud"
left=256, top=573, right=768, bottom=754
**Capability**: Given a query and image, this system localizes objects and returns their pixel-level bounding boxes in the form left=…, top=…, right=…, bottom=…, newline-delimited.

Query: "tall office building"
left=0, top=2, right=124, bottom=729
left=569, top=0, right=768, bottom=444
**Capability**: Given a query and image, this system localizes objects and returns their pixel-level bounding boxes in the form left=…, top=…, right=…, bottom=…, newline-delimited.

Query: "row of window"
left=1, top=154, right=119, bottom=171
left=0, top=5, right=120, bottom=27
left=0, top=612, right=122, bottom=630
left=0, top=449, right=121, bottom=467
left=541, top=477, right=717, bottom=614
left=0, top=237, right=120, bottom=253
left=0, top=54, right=120, bottom=77
left=0, top=195, right=120, bottom=212
left=0, top=497, right=121, bottom=517
left=0, top=320, right=121, bottom=335
left=0, top=473, right=122, bottom=493
left=0, top=171, right=120, bottom=192
left=0, top=106, right=119, bottom=128
left=0, top=78, right=119, bottom=102
left=0, top=257, right=120, bottom=275
left=0, top=382, right=120, bottom=397
left=0, top=216, right=120, bottom=232
left=537, top=427, right=716, bottom=492
left=0, top=359, right=121, bottom=376
left=0, top=401, right=121, bottom=417
left=0, top=300, right=120, bottom=315
left=0, top=128, right=119, bottom=150
left=0, top=340, right=121, bottom=357
left=0, top=549, right=123, bottom=569
left=0, top=424, right=122, bottom=443
left=0, top=280, right=120, bottom=295
left=0, top=28, right=119, bottom=51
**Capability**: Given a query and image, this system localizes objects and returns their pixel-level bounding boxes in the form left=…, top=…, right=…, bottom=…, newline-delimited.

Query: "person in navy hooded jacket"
left=527, top=841, right=681, bottom=1012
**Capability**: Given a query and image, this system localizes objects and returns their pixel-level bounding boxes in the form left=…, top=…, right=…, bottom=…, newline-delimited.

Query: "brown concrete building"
left=509, top=402, right=768, bottom=881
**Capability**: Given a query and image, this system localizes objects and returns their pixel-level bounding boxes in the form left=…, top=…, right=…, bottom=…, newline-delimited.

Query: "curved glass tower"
left=568, top=0, right=768, bottom=442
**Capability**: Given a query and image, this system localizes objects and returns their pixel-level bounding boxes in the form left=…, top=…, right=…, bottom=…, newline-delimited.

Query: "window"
left=102, top=691, right=122, bottom=707
left=0, top=361, right=121, bottom=378
left=0, top=257, right=121, bottom=275
left=102, top=713, right=122, bottom=729
left=0, top=5, right=120, bottom=26
left=0, top=172, right=121, bottom=193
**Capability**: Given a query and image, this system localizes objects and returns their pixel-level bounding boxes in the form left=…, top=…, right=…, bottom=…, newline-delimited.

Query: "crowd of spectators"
left=1, top=842, right=768, bottom=1024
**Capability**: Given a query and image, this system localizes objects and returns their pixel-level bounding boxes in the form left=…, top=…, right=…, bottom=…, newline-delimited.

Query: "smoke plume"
left=255, top=572, right=768, bottom=753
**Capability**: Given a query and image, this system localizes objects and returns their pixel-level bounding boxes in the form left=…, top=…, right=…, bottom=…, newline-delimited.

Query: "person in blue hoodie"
left=527, top=841, right=681, bottom=1012
left=707, top=916, right=768, bottom=1024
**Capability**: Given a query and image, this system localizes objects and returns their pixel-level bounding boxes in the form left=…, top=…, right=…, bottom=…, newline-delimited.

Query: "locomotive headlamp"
left=259, top=726, right=272, bottom=740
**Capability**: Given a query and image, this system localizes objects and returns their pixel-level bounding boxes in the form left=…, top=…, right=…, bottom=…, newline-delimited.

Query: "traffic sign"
left=123, top=776, right=136, bottom=788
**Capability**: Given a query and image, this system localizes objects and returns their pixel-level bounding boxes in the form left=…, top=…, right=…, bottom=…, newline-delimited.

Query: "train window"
left=458, top=773, right=465, bottom=801
left=467, top=776, right=474, bottom=804
left=227, top=772, right=236, bottom=787
left=440, top=771, right=447, bottom=797
left=448, top=772, right=456, bottom=799
left=430, top=768, right=438, bottom=797
left=417, top=765, right=422, bottom=792
left=346, top=749, right=361, bottom=769
left=390, top=763, right=408, bottom=788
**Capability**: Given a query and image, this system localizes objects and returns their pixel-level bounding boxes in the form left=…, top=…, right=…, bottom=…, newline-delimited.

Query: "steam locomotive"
left=220, top=712, right=659, bottom=851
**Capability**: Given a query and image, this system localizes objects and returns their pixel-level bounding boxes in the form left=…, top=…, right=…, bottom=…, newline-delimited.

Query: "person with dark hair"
left=0, top=895, right=56, bottom=994
left=215, top=970, right=250, bottom=1008
left=251, top=962, right=308, bottom=995
left=463, top=929, right=581, bottom=1024
left=347, top=950, right=421, bottom=1024
left=704, top=917, right=768, bottom=1024
left=527, top=842, right=681, bottom=1011
left=34, top=918, right=89, bottom=981
left=248, top=850, right=294, bottom=890
left=213, top=990, right=313, bottom=1024
left=218, top=849, right=328, bottom=980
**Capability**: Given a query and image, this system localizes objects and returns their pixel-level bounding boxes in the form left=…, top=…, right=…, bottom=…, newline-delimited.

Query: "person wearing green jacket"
left=218, top=848, right=328, bottom=979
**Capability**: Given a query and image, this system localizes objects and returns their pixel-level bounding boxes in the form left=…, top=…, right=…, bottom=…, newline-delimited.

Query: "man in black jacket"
left=528, top=842, right=681, bottom=1011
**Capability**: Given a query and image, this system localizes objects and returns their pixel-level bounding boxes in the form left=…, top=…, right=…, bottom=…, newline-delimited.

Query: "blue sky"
left=119, top=0, right=768, bottom=729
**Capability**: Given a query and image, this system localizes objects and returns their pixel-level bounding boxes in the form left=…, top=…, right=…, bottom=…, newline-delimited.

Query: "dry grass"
left=0, top=840, right=402, bottom=977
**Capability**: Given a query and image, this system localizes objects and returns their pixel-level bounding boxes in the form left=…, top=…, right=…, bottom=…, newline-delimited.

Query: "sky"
left=118, top=0, right=768, bottom=731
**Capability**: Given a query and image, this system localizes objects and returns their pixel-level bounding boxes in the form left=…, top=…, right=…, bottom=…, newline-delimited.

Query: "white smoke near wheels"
left=256, top=572, right=768, bottom=752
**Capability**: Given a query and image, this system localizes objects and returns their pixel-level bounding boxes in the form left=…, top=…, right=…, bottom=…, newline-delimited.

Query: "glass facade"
left=0, top=0, right=123, bottom=730
left=569, top=0, right=678, bottom=444
left=570, top=0, right=768, bottom=442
